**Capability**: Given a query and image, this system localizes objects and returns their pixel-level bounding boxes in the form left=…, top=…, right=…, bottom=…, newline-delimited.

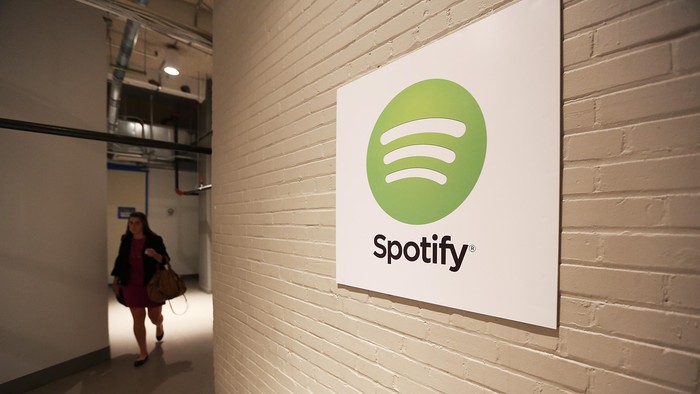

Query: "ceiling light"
left=163, top=45, right=180, bottom=76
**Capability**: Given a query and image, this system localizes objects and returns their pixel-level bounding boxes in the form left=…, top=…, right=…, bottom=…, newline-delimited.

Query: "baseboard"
left=0, top=347, right=110, bottom=394
left=182, top=273, right=199, bottom=281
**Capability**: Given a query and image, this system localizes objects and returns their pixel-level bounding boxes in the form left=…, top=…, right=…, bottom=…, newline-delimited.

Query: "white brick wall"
left=213, top=0, right=700, bottom=392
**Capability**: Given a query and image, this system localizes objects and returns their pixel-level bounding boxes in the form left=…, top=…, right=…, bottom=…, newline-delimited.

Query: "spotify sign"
left=336, top=0, right=560, bottom=329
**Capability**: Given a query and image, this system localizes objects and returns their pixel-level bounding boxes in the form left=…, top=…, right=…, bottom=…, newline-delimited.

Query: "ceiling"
left=71, top=0, right=214, bottom=170
left=78, top=0, right=214, bottom=102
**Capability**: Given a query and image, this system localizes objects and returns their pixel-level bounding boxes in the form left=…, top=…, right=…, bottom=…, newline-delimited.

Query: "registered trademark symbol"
left=470, top=245, right=476, bottom=252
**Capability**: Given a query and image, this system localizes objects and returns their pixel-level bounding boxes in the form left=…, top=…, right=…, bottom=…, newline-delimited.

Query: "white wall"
left=0, top=0, right=109, bottom=386
left=106, top=167, right=147, bottom=281
left=148, top=168, right=200, bottom=276
left=105, top=166, right=200, bottom=279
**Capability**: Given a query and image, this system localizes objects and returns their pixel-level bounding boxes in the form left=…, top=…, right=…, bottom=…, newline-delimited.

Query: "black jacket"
left=111, top=234, right=170, bottom=286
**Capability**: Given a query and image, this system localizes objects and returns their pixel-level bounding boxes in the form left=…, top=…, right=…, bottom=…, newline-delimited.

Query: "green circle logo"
left=366, top=79, right=487, bottom=225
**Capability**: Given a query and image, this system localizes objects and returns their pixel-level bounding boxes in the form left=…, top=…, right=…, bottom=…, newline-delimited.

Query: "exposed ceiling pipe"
left=107, top=0, right=149, bottom=134
left=0, top=117, right=211, bottom=154
left=76, top=0, right=212, bottom=55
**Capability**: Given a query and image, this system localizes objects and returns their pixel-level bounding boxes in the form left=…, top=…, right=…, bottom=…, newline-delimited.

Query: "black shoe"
left=134, top=355, right=149, bottom=367
left=156, top=330, right=164, bottom=342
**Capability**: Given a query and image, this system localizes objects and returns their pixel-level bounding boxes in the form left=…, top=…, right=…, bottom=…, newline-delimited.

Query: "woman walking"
left=111, top=212, right=169, bottom=367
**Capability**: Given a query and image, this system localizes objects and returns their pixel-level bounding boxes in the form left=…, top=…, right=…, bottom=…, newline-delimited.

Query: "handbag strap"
left=167, top=293, right=189, bottom=315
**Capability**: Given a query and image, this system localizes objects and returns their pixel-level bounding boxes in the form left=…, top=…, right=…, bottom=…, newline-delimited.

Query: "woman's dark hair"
left=123, top=211, right=159, bottom=239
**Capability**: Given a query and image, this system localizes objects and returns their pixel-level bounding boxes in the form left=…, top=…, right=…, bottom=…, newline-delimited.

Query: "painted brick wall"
left=212, top=0, right=700, bottom=392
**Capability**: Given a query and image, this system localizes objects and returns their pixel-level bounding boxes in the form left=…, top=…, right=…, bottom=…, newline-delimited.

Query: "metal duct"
left=107, top=0, right=149, bottom=134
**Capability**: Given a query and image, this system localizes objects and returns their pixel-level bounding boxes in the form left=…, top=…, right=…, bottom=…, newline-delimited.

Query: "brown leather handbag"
left=147, top=263, right=187, bottom=303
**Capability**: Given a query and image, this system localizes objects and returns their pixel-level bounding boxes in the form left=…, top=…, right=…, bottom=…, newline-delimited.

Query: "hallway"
left=27, top=278, right=213, bottom=394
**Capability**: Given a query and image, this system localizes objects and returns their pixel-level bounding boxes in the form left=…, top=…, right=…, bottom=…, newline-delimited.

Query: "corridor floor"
left=27, top=277, right=214, bottom=394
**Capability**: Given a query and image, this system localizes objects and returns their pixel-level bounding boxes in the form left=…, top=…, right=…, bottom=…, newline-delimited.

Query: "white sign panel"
left=336, top=0, right=560, bottom=328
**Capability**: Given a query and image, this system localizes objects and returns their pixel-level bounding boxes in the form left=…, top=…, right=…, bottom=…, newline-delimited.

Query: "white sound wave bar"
left=386, top=168, right=447, bottom=185
left=380, top=118, right=466, bottom=145
left=383, top=144, right=456, bottom=165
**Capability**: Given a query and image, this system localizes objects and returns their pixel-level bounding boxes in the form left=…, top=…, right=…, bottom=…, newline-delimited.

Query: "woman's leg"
left=148, top=305, right=164, bottom=339
left=130, top=307, right=148, bottom=360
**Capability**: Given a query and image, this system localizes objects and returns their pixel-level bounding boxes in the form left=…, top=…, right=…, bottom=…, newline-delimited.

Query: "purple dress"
left=123, top=237, right=164, bottom=308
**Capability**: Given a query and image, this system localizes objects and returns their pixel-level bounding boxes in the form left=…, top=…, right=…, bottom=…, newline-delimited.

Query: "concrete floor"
left=27, top=278, right=214, bottom=394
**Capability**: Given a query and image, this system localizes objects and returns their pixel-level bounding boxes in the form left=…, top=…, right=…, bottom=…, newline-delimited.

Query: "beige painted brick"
left=561, top=265, right=666, bottom=306
left=596, top=74, right=700, bottom=126
left=598, top=154, right=700, bottom=192
left=564, top=99, right=596, bottom=133
left=356, top=319, right=405, bottom=353
left=561, top=232, right=600, bottom=263
left=448, top=311, right=490, bottom=334
left=596, top=304, right=700, bottom=352
left=463, top=359, right=547, bottom=394
left=624, top=341, right=700, bottom=389
left=487, top=322, right=530, bottom=345
left=594, top=0, right=700, bottom=56
left=564, top=128, right=624, bottom=161
left=564, top=0, right=656, bottom=34
left=351, top=42, right=391, bottom=75
left=667, top=274, right=700, bottom=310
left=424, top=365, right=487, bottom=394
left=395, top=376, right=472, bottom=394
left=375, top=347, right=454, bottom=392
left=485, top=319, right=558, bottom=352
left=624, top=114, right=700, bottom=155
left=367, top=0, right=423, bottom=43
left=562, top=197, right=665, bottom=228
left=375, top=2, right=428, bottom=45
left=416, top=9, right=448, bottom=44
left=560, top=296, right=597, bottom=328
left=321, top=342, right=394, bottom=389
left=389, top=29, right=419, bottom=59
left=528, top=330, right=561, bottom=352
left=675, top=31, right=700, bottom=72
left=345, top=298, right=429, bottom=339
left=564, top=32, right=593, bottom=67
left=426, top=324, right=499, bottom=363
left=565, top=44, right=671, bottom=99
left=601, top=231, right=699, bottom=271
left=666, top=195, right=700, bottom=228
left=449, top=0, right=504, bottom=26
left=497, top=343, right=590, bottom=392
left=416, top=305, right=451, bottom=325
left=402, top=336, right=464, bottom=376
left=563, top=166, right=597, bottom=195
left=560, top=327, right=625, bottom=368
left=590, top=369, right=681, bottom=393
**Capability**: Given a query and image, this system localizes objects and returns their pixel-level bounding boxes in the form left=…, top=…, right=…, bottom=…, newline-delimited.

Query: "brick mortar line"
left=560, top=259, right=700, bottom=276
left=562, top=190, right=700, bottom=199
left=560, top=226, right=700, bottom=235
left=560, top=261, right=700, bottom=276
left=559, top=293, right=700, bottom=319
left=562, top=154, right=700, bottom=167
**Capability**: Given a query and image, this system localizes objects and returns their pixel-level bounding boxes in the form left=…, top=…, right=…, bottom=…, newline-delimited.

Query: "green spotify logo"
left=366, top=79, right=487, bottom=225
